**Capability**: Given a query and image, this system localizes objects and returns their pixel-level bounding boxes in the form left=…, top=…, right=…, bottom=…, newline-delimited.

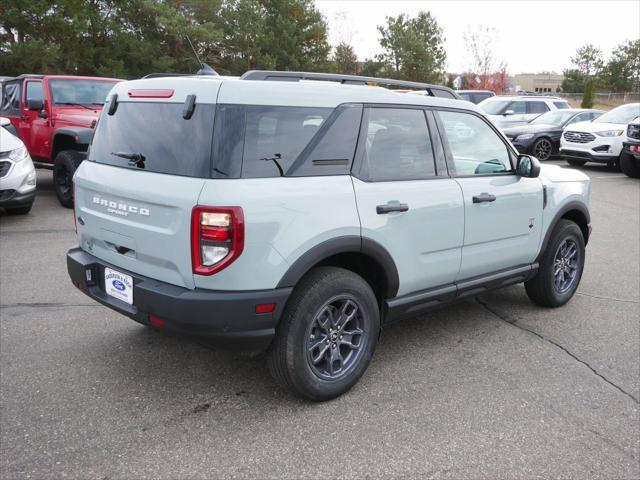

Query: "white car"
left=478, top=95, right=570, bottom=128
left=0, top=117, right=36, bottom=214
left=560, top=103, right=640, bottom=167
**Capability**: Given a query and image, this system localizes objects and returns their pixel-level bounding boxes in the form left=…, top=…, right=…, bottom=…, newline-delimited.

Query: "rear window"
left=89, top=102, right=215, bottom=178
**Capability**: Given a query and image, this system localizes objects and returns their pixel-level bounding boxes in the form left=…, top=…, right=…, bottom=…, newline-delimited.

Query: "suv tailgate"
left=74, top=161, right=204, bottom=289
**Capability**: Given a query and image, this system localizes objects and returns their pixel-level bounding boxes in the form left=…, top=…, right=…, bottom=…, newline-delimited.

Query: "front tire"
left=267, top=267, right=380, bottom=401
left=533, top=138, right=553, bottom=161
left=566, top=158, right=586, bottom=167
left=525, top=219, right=585, bottom=307
left=620, top=151, right=640, bottom=178
left=53, top=150, right=84, bottom=208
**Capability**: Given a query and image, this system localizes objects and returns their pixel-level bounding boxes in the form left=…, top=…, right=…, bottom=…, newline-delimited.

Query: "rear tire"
left=566, top=158, right=586, bottom=167
left=533, top=138, right=553, bottom=161
left=53, top=150, right=84, bottom=208
left=267, top=267, right=380, bottom=401
left=525, top=219, right=585, bottom=307
left=620, top=151, right=640, bottom=178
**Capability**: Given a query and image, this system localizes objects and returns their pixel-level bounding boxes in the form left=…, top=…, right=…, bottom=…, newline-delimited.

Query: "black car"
left=457, top=90, right=495, bottom=104
left=621, top=119, right=640, bottom=178
left=503, top=109, right=603, bottom=161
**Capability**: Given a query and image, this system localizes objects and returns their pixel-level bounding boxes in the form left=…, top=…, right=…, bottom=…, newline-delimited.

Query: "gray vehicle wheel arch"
left=276, top=236, right=400, bottom=302
left=537, top=201, right=591, bottom=263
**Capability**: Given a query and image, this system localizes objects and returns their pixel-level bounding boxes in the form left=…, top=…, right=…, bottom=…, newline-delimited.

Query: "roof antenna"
left=185, top=36, right=218, bottom=76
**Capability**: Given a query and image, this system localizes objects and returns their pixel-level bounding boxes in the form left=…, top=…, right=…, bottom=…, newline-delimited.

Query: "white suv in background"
left=479, top=95, right=570, bottom=128
left=560, top=103, right=640, bottom=168
left=0, top=117, right=36, bottom=214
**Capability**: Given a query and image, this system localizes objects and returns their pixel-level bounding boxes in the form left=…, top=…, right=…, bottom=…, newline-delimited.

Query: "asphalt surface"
left=1, top=162, right=638, bottom=479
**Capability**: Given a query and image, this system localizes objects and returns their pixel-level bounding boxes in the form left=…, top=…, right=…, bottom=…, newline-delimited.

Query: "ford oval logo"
left=112, top=280, right=126, bottom=291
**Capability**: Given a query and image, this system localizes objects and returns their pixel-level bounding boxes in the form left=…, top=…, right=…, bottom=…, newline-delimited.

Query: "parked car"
left=621, top=118, right=640, bottom=178
left=457, top=90, right=495, bottom=104
left=0, top=75, right=122, bottom=207
left=559, top=103, right=640, bottom=168
left=478, top=95, right=571, bottom=128
left=0, top=117, right=36, bottom=214
left=67, top=71, right=591, bottom=401
left=503, top=109, right=603, bottom=161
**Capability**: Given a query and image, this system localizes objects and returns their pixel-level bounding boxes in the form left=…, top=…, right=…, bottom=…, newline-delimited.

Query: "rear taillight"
left=191, top=206, right=244, bottom=275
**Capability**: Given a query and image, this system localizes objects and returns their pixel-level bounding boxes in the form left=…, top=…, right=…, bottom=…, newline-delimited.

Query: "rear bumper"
left=67, top=247, right=292, bottom=352
left=0, top=189, right=36, bottom=209
left=559, top=148, right=618, bottom=164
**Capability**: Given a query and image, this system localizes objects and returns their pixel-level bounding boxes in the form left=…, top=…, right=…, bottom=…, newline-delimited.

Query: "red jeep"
left=0, top=75, right=122, bottom=207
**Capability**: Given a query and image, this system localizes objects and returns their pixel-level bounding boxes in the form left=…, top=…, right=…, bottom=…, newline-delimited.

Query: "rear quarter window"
left=89, top=102, right=215, bottom=178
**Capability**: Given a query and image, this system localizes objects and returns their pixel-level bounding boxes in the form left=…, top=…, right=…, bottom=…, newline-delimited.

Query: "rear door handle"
left=472, top=193, right=496, bottom=204
left=376, top=202, right=409, bottom=214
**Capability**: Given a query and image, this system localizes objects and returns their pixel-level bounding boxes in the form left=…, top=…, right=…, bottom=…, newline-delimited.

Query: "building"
left=512, top=73, right=564, bottom=93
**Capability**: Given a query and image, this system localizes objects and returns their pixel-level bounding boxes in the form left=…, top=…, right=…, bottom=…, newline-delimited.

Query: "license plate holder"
left=104, top=267, right=134, bottom=305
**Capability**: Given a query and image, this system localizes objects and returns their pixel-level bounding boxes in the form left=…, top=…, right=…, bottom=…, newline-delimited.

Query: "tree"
left=462, top=25, right=507, bottom=93
left=376, top=11, right=446, bottom=83
left=359, top=58, right=383, bottom=78
left=581, top=78, right=595, bottom=108
left=561, top=68, right=586, bottom=93
left=601, top=39, right=640, bottom=92
left=332, top=42, right=358, bottom=75
left=571, top=44, right=603, bottom=78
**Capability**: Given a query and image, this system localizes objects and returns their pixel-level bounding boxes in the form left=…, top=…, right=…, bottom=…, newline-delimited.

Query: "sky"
left=315, top=0, right=640, bottom=74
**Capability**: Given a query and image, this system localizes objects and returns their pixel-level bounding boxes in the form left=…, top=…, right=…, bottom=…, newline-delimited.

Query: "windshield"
left=480, top=99, right=511, bottom=115
left=50, top=79, right=118, bottom=106
left=531, top=110, right=578, bottom=126
left=595, top=104, right=640, bottom=125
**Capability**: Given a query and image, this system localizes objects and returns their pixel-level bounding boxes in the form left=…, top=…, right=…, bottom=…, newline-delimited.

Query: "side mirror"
left=516, top=154, right=541, bottom=178
left=26, top=98, right=44, bottom=111
left=504, top=109, right=515, bottom=116
left=0, top=117, right=10, bottom=127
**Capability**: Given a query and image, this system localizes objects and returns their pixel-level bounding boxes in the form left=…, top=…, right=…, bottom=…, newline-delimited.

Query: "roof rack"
left=143, top=73, right=193, bottom=79
left=240, top=70, right=460, bottom=99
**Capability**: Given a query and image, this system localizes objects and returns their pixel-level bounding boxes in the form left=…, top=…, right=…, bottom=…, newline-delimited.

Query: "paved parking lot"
left=1, top=162, right=638, bottom=479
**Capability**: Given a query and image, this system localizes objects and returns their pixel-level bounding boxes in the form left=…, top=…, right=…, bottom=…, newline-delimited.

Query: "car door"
left=435, top=109, right=543, bottom=280
left=525, top=100, right=550, bottom=123
left=352, top=106, right=464, bottom=297
left=18, top=80, right=49, bottom=160
left=503, top=100, right=528, bottom=127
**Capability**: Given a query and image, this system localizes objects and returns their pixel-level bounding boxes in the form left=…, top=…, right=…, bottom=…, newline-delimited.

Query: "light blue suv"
left=67, top=71, right=591, bottom=400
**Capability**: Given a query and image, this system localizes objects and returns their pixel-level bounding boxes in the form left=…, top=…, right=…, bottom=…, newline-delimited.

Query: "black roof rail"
left=240, top=70, right=460, bottom=99
left=142, top=73, right=193, bottom=79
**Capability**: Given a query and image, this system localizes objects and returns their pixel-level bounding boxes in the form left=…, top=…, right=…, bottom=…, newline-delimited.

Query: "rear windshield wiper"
left=111, top=151, right=146, bottom=169
left=57, top=102, right=96, bottom=111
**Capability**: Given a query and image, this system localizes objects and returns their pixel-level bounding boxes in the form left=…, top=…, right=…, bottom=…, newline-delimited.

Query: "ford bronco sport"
left=67, top=71, right=591, bottom=401
left=0, top=75, right=121, bottom=207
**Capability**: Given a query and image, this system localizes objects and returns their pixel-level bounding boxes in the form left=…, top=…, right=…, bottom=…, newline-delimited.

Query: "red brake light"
left=191, top=206, right=244, bottom=276
left=127, top=89, right=174, bottom=98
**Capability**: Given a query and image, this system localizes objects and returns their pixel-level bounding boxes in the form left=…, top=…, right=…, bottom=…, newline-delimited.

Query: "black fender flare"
left=537, top=201, right=591, bottom=262
left=53, top=127, right=94, bottom=150
left=276, top=236, right=400, bottom=299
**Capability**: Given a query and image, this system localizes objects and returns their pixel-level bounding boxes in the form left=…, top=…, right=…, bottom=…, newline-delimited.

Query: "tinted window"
left=509, top=101, right=526, bottom=114
left=90, top=102, right=215, bottom=178
left=240, top=106, right=331, bottom=178
left=289, top=104, right=362, bottom=176
left=360, top=108, right=435, bottom=181
left=459, top=92, right=472, bottom=102
left=439, top=110, right=511, bottom=175
left=25, top=81, right=44, bottom=102
left=431, top=88, right=456, bottom=99
left=553, top=101, right=570, bottom=109
left=0, top=81, right=21, bottom=114
left=527, top=101, right=549, bottom=114
left=473, top=93, right=493, bottom=104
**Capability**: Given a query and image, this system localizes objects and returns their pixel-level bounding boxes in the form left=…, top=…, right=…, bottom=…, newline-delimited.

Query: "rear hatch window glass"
left=89, top=102, right=215, bottom=178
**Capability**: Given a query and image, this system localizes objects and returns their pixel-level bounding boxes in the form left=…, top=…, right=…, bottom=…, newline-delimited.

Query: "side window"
left=509, top=101, right=526, bottom=114
left=241, top=106, right=332, bottom=178
left=360, top=107, right=436, bottom=181
left=25, top=81, right=44, bottom=103
left=0, top=81, right=22, bottom=115
left=568, top=113, right=590, bottom=125
left=527, top=101, right=549, bottom=114
left=439, top=110, right=512, bottom=176
left=553, top=101, right=570, bottom=109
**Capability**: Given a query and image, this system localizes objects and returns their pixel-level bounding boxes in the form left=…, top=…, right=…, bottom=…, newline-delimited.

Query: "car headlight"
left=8, top=145, right=29, bottom=163
left=595, top=130, right=623, bottom=137
left=515, top=133, right=534, bottom=141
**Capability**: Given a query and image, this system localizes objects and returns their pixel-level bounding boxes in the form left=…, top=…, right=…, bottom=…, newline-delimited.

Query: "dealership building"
left=512, top=73, right=565, bottom=93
